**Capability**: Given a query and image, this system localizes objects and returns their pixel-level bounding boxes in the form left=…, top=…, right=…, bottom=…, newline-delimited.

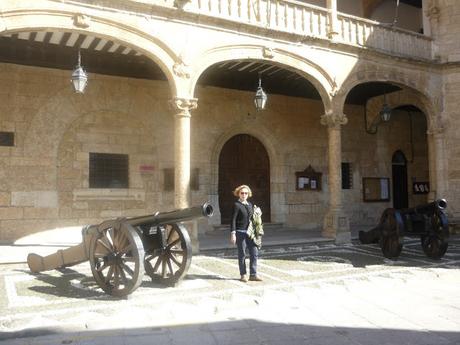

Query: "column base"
left=322, top=209, right=351, bottom=244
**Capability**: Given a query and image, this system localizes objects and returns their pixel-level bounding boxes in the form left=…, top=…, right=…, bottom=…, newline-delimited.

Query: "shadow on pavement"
left=1, top=319, right=459, bottom=345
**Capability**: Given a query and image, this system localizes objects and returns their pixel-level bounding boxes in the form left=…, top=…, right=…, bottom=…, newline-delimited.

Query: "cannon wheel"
left=89, top=222, right=145, bottom=297
left=379, top=208, right=404, bottom=259
left=421, top=212, right=449, bottom=259
left=144, top=223, right=192, bottom=286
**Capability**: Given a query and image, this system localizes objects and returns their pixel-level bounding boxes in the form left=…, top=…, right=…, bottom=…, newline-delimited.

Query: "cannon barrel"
left=126, top=202, right=214, bottom=227
left=402, top=198, right=447, bottom=216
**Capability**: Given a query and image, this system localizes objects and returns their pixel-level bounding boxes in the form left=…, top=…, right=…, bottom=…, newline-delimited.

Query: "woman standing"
left=230, top=184, right=262, bottom=282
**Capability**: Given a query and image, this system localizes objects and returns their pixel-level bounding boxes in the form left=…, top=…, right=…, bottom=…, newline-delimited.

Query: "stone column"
left=170, top=97, right=199, bottom=253
left=321, top=112, right=351, bottom=244
left=326, top=0, right=339, bottom=40
left=170, top=97, right=197, bottom=209
left=427, top=126, right=447, bottom=200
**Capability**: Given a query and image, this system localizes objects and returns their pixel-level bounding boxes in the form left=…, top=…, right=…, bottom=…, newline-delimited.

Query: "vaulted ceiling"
left=0, top=29, right=404, bottom=105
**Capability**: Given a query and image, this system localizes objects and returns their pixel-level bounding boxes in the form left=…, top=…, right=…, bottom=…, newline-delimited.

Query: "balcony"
left=174, top=0, right=433, bottom=61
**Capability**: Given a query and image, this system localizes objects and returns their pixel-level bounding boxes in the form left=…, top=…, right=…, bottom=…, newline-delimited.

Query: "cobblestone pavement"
left=1, top=238, right=459, bottom=345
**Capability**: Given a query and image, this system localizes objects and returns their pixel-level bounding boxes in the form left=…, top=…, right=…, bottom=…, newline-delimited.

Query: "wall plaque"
left=296, top=165, right=322, bottom=191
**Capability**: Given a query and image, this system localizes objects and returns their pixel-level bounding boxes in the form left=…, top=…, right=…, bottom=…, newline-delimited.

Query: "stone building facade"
left=0, top=0, right=458, bottom=246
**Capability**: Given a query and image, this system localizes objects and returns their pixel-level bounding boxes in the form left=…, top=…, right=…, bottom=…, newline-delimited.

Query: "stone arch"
left=339, top=68, right=443, bottom=132
left=23, top=79, right=168, bottom=158
left=208, top=121, right=286, bottom=225
left=0, top=7, right=179, bottom=95
left=188, top=44, right=335, bottom=112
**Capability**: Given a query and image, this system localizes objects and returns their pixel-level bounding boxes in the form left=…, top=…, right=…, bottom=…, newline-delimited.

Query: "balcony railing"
left=181, top=0, right=433, bottom=61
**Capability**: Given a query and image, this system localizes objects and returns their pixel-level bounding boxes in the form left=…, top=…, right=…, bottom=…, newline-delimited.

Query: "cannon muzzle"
left=412, top=198, right=447, bottom=215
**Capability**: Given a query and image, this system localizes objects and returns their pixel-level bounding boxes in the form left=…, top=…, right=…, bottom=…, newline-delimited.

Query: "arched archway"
left=0, top=7, right=179, bottom=94
left=218, top=134, right=271, bottom=224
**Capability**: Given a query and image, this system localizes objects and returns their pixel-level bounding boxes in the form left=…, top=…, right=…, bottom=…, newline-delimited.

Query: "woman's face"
left=239, top=188, right=249, bottom=202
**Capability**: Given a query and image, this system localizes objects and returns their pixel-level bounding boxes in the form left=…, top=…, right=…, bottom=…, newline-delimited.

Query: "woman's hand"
left=230, top=232, right=236, bottom=245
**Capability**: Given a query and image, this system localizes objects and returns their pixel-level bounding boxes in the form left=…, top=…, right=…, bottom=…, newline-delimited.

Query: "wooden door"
left=218, top=134, right=271, bottom=224
left=392, top=150, right=408, bottom=209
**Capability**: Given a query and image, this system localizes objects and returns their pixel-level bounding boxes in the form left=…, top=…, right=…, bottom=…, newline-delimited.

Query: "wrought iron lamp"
left=254, top=73, right=268, bottom=111
left=71, top=50, right=88, bottom=94
left=365, top=90, right=392, bottom=134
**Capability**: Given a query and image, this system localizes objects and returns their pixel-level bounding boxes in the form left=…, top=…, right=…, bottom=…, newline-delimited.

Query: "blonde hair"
left=233, top=184, right=252, bottom=197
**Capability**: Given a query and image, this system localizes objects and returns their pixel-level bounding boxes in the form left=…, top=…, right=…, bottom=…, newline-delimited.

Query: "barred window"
left=89, top=153, right=129, bottom=188
left=0, top=132, right=14, bottom=147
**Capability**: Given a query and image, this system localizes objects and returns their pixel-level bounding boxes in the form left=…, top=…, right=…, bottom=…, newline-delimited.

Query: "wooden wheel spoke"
left=169, top=253, right=182, bottom=267
left=166, top=226, right=174, bottom=243
left=96, top=262, right=109, bottom=272
left=170, top=249, right=184, bottom=255
left=105, top=265, right=114, bottom=283
left=94, top=252, right=108, bottom=258
left=122, top=255, right=136, bottom=263
left=106, top=229, right=115, bottom=248
left=118, top=265, right=129, bottom=285
left=121, top=263, right=134, bottom=277
left=97, top=237, right=113, bottom=253
left=166, top=238, right=180, bottom=250
left=152, top=255, right=162, bottom=273
left=161, top=257, right=167, bottom=278
left=145, top=253, right=159, bottom=262
left=119, top=243, right=133, bottom=255
left=116, top=229, right=129, bottom=252
left=113, top=265, right=120, bottom=289
left=165, top=256, right=174, bottom=274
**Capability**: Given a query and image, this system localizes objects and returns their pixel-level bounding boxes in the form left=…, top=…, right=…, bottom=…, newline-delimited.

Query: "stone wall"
left=0, top=63, right=430, bottom=241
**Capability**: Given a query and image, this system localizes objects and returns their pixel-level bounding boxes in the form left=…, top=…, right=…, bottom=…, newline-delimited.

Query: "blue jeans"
left=236, top=230, right=258, bottom=276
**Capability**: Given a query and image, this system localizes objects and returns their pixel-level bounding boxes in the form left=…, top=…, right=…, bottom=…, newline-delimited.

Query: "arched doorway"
left=392, top=150, right=408, bottom=209
left=218, top=134, right=271, bottom=224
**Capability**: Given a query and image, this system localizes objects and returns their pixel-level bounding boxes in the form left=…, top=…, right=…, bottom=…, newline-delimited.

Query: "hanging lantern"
left=71, top=50, right=88, bottom=94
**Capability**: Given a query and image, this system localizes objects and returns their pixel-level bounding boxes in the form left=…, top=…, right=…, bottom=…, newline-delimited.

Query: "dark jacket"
left=231, top=200, right=253, bottom=232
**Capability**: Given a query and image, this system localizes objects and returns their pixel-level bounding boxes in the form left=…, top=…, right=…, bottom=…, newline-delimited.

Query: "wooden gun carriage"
left=359, top=199, right=449, bottom=259
left=28, top=202, right=214, bottom=297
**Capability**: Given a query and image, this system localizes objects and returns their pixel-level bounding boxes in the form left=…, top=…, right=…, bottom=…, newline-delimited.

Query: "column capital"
left=169, top=97, right=198, bottom=117
left=320, top=112, right=348, bottom=128
left=427, top=118, right=445, bottom=136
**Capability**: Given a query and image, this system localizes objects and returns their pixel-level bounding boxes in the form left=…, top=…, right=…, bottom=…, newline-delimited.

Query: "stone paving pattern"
left=0, top=238, right=459, bottom=345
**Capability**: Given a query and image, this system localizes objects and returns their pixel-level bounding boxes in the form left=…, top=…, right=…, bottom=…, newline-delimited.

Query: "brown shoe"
left=239, top=275, right=248, bottom=282
left=249, top=275, right=263, bottom=282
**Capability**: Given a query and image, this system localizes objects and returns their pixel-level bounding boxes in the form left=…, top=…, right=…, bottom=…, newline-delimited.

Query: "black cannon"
left=359, top=199, right=449, bottom=259
left=27, top=202, right=214, bottom=297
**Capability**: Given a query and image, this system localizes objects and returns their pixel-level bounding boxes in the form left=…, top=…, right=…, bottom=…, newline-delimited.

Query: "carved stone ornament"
left=73, top=13, right=91, bottom=28
left=174, top=0, right=191, bottom=9
left=427, top=116, right=445, bottom=136
left=320, top=112, right=348, bottom=127
left=173, top=61, right=191, bottom=79
left=169, top=97, right=198, bottom=114
left=262, top=47, right=274, bottom=59
left=425, top=1, right=440, bottom=21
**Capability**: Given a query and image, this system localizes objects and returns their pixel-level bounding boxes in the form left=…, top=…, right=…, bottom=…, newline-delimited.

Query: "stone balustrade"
left=180, top=0, right=433, bottom=61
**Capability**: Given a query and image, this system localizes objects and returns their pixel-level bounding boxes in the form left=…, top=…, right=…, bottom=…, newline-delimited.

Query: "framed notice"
left=363, top=177, right=390, bottom=202
left=296, top=165, right=322, bottom=191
